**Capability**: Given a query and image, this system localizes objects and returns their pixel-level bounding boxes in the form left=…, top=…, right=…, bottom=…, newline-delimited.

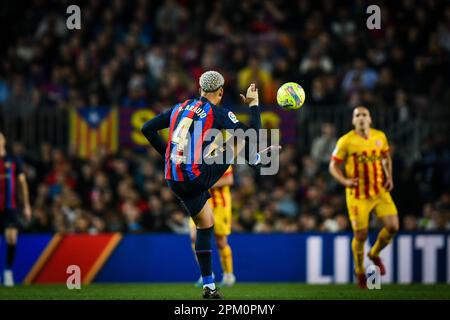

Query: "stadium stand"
left=0, top=0, right=449, bottom=234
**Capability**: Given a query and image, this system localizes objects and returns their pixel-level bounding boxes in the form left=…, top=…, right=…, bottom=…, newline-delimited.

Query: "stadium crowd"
left=7, top=132, right=449, bottom=234
left=1, top=0, right=450, bottom=233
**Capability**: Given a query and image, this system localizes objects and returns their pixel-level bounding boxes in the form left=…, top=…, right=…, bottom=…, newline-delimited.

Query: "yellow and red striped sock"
left=352, top=237, right=365, bottom=274
left=370, top=228, right=394, bottom=258
left=219, top=245, right=233, bottom=275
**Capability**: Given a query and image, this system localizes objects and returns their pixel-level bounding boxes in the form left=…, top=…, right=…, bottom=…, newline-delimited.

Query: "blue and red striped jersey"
left=0, top=155, right=24, bottom=211
left=142, top=96, right=260, bottom=181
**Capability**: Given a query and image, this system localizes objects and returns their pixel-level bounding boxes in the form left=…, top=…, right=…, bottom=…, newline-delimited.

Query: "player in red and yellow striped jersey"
left=329, top=106, right=399, bottom=289
left=190, top=166, right=235, bottom=287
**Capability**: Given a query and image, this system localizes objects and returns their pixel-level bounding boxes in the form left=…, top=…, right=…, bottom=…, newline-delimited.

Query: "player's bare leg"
left=3, top=227, right=18, bottom=287
left=352, top=228, right=368, bottom=289
left=215, top=234, right=235, bottom=287
left=192, top=202, right=223, bottom=299
left=368, top=215, right=399, bottom=275
left=192, top=203, right=214, bottom=228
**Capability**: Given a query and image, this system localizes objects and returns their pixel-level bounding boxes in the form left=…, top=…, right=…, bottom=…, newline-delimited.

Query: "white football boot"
left=220, top=273, right=236, bottom=287
left=3, top=270, right=15, bottom=287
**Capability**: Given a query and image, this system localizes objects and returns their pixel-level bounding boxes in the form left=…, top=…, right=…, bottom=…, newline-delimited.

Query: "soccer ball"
left=276, top=82, right=306, bottom=110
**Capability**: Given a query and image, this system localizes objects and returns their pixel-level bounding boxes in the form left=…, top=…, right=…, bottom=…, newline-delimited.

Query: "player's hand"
left=343, top=178, right=358, bottom=188
left=240, top=83, right=259, bottom=107
left=249, top=145, right=282, bottom=167
left=259, top=145, right=282, bottom=156
left=384, top=177, right=394, bottom=192
left=24, top=204, right=32, bottom=221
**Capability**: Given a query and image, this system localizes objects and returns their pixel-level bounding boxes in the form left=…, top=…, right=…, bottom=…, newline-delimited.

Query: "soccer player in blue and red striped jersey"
left=0, top=132, right=32, bottom=287
left=142, top=71, right=278, bottom=299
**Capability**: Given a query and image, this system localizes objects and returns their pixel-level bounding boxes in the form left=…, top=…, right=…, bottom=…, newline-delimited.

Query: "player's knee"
left=355, top=229, right=368, bottom=242
left=5, top=228, right=18, bottom=244
left=215, top=235, right=227, bottom=249
left=386, top=223, right=399, bottom=235
left=194, top=213, right=214, bottom=229
left=6, top=237, right=17, bottom=246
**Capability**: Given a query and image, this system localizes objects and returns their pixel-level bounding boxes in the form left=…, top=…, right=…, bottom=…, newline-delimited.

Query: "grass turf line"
left=1, top=283, right=450, bottom=300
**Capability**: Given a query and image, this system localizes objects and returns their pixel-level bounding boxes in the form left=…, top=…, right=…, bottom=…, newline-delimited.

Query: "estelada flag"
left=70, top=107, right=118, bottom=158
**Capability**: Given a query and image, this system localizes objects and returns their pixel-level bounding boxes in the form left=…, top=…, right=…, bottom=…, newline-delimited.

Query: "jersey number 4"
left=171, top=117, right=193, bottom=163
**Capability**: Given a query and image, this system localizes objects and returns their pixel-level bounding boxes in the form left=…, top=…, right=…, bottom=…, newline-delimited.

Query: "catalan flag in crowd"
left=70, top=107, right=118, bottom=159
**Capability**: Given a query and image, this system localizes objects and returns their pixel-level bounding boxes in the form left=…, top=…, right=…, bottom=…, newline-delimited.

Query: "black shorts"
left=0, top=209, right=20, bottom=231
left=167, top=163, right=230, bottom=217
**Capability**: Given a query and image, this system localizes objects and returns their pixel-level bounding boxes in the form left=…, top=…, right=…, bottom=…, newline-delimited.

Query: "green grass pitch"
left=1, top=283, right=450, bottom=300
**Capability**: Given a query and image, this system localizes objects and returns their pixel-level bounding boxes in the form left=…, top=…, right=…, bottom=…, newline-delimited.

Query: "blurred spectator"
left=309, top=77, right=336, bottom=106
left=234, top=206, right=256, bottom=232
left=238, top=58, right=273, bottom=104
left=298, top=213, right=318, bottom=232
left=0, top=77, right=10, bottom=103
left=3, top=78, right=35, bottom=119
left=310, top=123, right=337, bottom=166
left=342, top=58, right=379, bottom=94
left=402, top=215, right=418, bottom=232
left=394, top=89, right=410, bottom=123
left=166, top=210, right=190, bottom=234
left=374, top=68, right=397, bottom=106
left=299, top=43, right=334, bottom=92
left=331, top=8, right=356, bottom=38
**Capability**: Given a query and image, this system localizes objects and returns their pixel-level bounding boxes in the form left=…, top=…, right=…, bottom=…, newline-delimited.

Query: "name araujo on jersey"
left=178, top=102, right=208, bottom=118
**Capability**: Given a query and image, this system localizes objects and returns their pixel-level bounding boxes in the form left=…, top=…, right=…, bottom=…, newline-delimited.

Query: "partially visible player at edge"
left=0, top=132, right=32, bottom=287
left=141, top=71, right=279, bottom=299
left=329, top=106, right=399, bottom=289
left=190, top=166, right=235, bottom=288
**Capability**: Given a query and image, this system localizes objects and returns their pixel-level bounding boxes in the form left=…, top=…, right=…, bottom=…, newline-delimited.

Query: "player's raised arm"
left=141, top=108, right=172, bottom=157
left=215, top=83, right=280, bottom=166
left=239, top=83, right=261, bottom=131
left=215, top=84, right=261, bottom=132
left=239, top=84, right=283, bottom=162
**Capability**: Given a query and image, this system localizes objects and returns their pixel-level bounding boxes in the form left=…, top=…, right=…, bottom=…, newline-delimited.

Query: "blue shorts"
left=167, top=163, right=230, bottom=217
left=0, top=209, right=20, bottom=231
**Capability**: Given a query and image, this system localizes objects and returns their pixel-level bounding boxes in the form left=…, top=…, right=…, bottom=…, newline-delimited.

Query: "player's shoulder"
left=210, top=103, right=230, bottom=113
left=338, top=130, right=355, bottom=142
left=4, top=154, right=23, bottom=165
left=5, top=154, right=17, bottom=161
left=174, top=98, right=194, bottom=109
left=212, top=105, right=239, bottom=122
left=371, top=128, right=388, bottom=139
left=13, top=155, right=24, bottom=164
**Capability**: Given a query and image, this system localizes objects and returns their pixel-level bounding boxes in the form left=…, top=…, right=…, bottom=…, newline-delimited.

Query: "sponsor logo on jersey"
left=228, top=111, right=239, bottom=124
left=375, top=140, right=382, bottom=147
